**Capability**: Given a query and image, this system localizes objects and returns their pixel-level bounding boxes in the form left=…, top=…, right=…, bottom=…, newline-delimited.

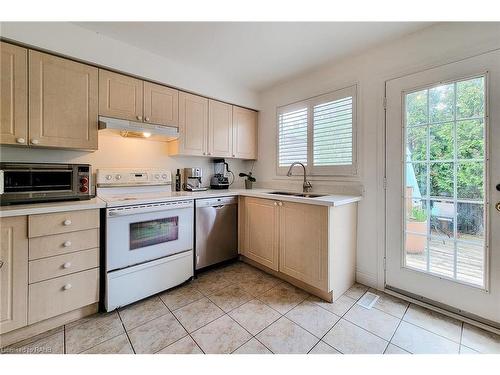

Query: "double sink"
left=267, top=191, right=326, bottom=198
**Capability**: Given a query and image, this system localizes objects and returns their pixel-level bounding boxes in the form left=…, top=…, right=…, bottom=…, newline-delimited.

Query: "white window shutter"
left=277, top=107, right=308, bottom=167
left=313, top=96, right=353, bottom=167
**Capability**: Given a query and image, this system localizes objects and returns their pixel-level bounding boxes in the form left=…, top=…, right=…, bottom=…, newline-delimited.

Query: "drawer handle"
left=63, top=240, right=72, bottom=247
left=63, top=219, right=72, bottom=226
left=63, top=283, right=72, bottom=291
left=62, top=262, right=72, bottom=269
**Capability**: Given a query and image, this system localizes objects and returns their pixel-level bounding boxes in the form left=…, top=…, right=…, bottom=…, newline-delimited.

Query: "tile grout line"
left=385, top=303, right=411, bottom=354
left=399, top=303, right=464, bottom=346
left=157, top=292, right=205, bottom=354
left=315, top=288, right=380, bottom=354
left=459, top=321, right=464, bottom=352
left=116, top=309, right=136, bottom=354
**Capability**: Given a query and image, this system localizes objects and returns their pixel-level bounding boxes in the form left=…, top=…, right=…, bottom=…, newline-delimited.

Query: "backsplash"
left=0, top=133, right=252, bottom=191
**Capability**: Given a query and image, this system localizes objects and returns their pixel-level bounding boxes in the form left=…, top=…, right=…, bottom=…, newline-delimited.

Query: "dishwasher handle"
left=196, top=196, right=238, bottom=208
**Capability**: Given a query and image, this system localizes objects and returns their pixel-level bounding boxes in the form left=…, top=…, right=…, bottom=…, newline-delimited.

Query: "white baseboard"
left=355, top=270, right=378, bottom=288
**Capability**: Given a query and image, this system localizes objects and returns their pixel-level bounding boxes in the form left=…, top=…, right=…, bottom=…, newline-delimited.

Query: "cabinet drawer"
left=29, top=209, right=99, bottom=238
left=28, top=268, right=99, bottom=324
left=29, top=248, right=99, bottom=284
left=29, top=229, right=99, bottom=260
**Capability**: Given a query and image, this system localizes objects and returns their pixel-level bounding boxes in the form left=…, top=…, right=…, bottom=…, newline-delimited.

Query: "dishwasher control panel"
left=195, top=196, right=238, bottom=208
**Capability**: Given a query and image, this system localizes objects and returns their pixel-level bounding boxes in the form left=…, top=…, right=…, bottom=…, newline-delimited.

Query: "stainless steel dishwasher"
left=195, top=196, right=238, bottom=270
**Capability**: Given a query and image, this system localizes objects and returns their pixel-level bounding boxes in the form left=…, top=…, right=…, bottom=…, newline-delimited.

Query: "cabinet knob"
left=16, top=137, right=26, bottom=144
left=203, top=152, right=207, bottom=155
left=63, top=241, right=72, bottom=247
left=278, top=202, right=283, bottom=206
left=136, top=115, right=143, bottom=121
left=207, top=152, right=211, bottom=156
left=145, top=117, right=150, bottom=122
left=232, top=154, right=235, bottom=157
left=63, top=219, right=72, bottom=226
left=63, top=283, right=72, bottom=290
left=31, top=139, right=40, bottom=145
left=274, top=202, right=278, bottom=206
left=62, top=262, right=72, bottom=269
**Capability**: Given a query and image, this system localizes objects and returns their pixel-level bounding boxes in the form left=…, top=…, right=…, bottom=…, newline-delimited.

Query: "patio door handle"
left=496, top=202, right=500, bottom=212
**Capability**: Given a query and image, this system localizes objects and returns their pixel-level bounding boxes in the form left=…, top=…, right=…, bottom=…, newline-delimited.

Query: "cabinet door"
left=29, top=51, right=98, bottom=149
left=0, top=216, right=28, bottom=334
left=177, top=92, right=208, bottom=156
left=279, top=202, right=328, bottom=290
left=242, top=197, right=279, bottom=271
left=232, top=106, right=257, bottom=159
left=208, top=99, right=233, bottom=157
left=1, top=42, right=28, bottom=146
left=99, top=69, right=143, bottom=122
left=143, top=82, right=178, bottom=127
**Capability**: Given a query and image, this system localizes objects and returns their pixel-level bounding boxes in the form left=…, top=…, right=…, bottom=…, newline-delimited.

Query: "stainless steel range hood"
left=98, top=116, right=179, bottom=141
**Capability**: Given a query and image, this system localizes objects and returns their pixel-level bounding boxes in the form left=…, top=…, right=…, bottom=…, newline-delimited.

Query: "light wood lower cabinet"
left=239, top=197, right=279, bottom=271
left=239, top=197, right=357, bottom=300
left=0, top=209, right=100, bottom=336
left=279, top=202, right=328, bottom=290
left=28, top=209, right=100, bottom=238
left=0, top=42, right=28, bottom=146
left=0, top=216, right=28, bottom=334
left=28, top=268, right=99, bottom=324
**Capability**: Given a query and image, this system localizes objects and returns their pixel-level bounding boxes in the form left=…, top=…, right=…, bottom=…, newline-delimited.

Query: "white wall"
left=255, top=22, right=500, bottom=288
left=0, top=22, right=256, bottom=190
left=0, top=22, right=258, bottom=108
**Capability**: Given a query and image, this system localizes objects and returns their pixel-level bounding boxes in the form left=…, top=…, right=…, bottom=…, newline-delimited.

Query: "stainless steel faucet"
left=286, top=162, right=312, bottom=193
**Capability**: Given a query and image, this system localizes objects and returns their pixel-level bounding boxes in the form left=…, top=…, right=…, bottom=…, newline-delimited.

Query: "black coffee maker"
left=210, top=159, right=230, bottom=189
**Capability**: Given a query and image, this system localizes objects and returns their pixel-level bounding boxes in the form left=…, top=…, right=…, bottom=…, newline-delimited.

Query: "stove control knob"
left=155, top=174, right=160, bottom=179
left=115, top=174, right=122, bottom=180
left=106, top=175, right=112, bottom=180
left=162, top=174, right=167, bottom=179
left=80, top=177, right=89, bottom=185
left=80, top=185, right=89, bottom=193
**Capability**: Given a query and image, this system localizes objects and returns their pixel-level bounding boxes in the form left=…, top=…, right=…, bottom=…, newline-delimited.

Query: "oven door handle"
left=107, top=202, right=192, bottom=217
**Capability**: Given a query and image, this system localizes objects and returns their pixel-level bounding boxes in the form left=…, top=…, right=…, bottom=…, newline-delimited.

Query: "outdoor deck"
left=406, top=237, right=484, bottom=287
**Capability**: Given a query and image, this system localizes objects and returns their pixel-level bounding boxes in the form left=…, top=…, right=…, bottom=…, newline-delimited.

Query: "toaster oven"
left=0, top=163, right=92, bottom=205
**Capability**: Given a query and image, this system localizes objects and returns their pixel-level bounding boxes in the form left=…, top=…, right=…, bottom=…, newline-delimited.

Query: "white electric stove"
left=96, top=168, right=194, bottom=311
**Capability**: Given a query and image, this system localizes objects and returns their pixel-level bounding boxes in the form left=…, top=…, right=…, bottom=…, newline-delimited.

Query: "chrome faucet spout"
left=286, top=162, right=312, bottom=193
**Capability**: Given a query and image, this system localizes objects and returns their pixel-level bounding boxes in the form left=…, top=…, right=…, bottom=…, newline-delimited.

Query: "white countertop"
left=0, top=189, right=362, bottom=217
left=0, top=197, right=106, bottom=218
left=99, top=188, right=362, bottom=207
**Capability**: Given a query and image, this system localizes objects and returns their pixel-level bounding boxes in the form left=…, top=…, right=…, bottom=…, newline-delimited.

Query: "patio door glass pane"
left=403, top=76, right=486, bottom=288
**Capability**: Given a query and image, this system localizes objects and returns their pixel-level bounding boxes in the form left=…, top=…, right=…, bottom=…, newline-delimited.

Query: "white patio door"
left=385, top=50, right=500, bottom=326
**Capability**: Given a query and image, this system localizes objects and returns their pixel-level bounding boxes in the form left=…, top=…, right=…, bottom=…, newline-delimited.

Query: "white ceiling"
left=75, top=22, right=433, bottom=92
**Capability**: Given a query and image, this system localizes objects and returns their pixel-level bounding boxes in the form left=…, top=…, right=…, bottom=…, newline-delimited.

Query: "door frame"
left=382, top=49, right=500, bottom=329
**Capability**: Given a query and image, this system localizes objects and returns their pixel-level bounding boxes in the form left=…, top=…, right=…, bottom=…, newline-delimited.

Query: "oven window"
left=129, top=217, right=179, bottom=250
left=4, top=170, right=73, bottom=192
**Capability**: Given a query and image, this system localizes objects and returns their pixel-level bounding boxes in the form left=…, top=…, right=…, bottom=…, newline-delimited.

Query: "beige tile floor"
left=3, top=261, right=500, bottom=354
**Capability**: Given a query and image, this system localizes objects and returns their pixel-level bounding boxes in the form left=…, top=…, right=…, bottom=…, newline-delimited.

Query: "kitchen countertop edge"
left=0, top=189, right=362, bottom=217
left=0, top=197, right=106, bottom=218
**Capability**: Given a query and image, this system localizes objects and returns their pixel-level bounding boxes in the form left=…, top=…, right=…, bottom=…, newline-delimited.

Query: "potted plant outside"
left=406, top=206, right=428, bottom=254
